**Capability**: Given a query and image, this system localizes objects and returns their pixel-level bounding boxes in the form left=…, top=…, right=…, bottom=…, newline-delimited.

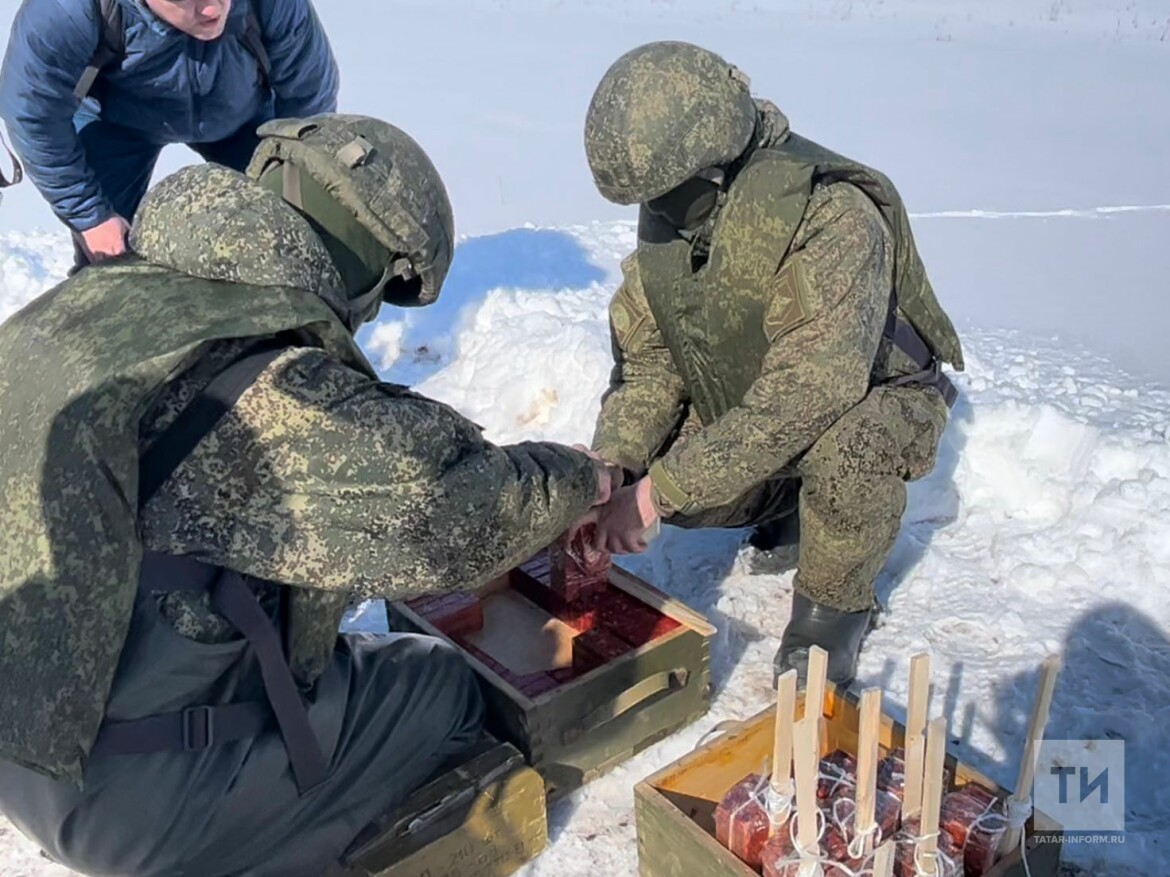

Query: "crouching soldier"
left=0, top=113, right=613, bottom=876
left=583, top=42, right=964, bottom=688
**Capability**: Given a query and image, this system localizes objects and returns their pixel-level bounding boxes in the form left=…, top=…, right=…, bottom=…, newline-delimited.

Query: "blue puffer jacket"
left=0, top=0, right=339, bottom=229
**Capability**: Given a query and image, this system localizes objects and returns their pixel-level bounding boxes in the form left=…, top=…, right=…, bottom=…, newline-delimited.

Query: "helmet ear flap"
left=248, top=113, right=456, bottom=308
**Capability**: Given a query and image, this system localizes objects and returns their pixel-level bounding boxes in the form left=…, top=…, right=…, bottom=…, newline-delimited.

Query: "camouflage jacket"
left=0, top=164, right=596, bottom=783
left=592, top=131, right=962, bottom=515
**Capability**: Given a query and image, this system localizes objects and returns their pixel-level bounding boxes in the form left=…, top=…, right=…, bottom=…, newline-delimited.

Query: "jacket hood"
left=129, top=163, right=353, bottom=323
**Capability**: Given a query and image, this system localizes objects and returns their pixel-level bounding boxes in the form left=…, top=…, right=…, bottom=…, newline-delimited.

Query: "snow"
left=1, top=0, right=1168, bottom=875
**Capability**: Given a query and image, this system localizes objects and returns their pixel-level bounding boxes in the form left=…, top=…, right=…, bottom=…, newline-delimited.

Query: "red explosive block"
left=457, top=641, right=510, bottom=680
left=572, top=627, right=631, bottom=674
left=594, top=588, right=680, bottom=647
left=818, top=750, right=858, bottom=801
left=511, top=567, right=573, bottom=616
left=513, top=672, right=560, bottom=699
left=760, top=828, right=794, bottom=877
left=878, top=747, right=953, bottom=803
left=549, top=526, right=611, bottom=602
left=764, top=838, right=858, bottom=877
left=877, top=748, right=907, bottom=799
left=425, top=592, right=484, bottom=637
left=823, top=788, right=902, bottom=852
left=404, top=593, right=443, bottom=614
left=511, top=566, right=600, bottom=632
left=518, top=551, right=552, bottom=585
left=716, top=773, right=775, bottom=869
left=941, top=784, right=1008, bottom=876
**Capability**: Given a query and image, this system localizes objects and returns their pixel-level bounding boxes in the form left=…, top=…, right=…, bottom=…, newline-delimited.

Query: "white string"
left=910, top=831, right=943, bottom=877
left=783, top=808, right=866, bottom=877
left=1006, top=795, right=1034, bottom=877
left=847, top=819, right=883, bottom=861
left=728, top=771, right=771, bottom=824
left=789, top=806, right=827, bottom=852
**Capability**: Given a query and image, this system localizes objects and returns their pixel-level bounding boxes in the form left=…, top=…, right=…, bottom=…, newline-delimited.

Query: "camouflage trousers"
left=666, top=384, right=950, bottom=612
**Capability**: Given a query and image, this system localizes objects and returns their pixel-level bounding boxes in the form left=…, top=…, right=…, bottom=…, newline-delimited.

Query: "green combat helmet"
left=584, top=41, right=758, bottom=206
left=247, top=114, right=456, bottom=328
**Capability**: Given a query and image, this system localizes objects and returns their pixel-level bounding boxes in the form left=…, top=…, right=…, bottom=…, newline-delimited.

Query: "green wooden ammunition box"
left=338, top=737, right=546, bottom=877
left=388, top=563, right=715, bottom=802
left=633, top=686, right=1063, bottom=877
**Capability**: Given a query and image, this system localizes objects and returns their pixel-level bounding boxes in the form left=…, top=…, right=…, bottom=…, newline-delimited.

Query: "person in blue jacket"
left=0, top=0, right=339, bottom=269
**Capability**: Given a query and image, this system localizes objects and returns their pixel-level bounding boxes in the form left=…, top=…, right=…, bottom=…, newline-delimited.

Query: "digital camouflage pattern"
left=584, top=41, right=757, bottom=205
left=589, top=46, right=962, bottom=610
left=140, top=340, right=599, bottom=682
left=0, top=169, right=366, bottom=782
left=0, top=143, right=597, bottom=782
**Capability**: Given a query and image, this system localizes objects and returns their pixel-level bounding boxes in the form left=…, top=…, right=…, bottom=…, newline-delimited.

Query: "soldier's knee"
left=403, top=635, right=484, bottom=734
left=802, top=419, right=893, bottom=488
left=363, top=632, right=485, bottom=743
left=430, top=638, right=486, bottom=739
left=804, top=389, right=944, bottom=486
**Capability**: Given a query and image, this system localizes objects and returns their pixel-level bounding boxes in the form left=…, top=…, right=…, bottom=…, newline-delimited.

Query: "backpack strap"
left=242, top=4, right=272, bottom=87
left=0, top=126, right=23, bottom=189
left=100, top=333, right=331, bottom=796
left=74, top=0, right=124, bottom=101
left=880, top=300, right=958, bottom=409
left=73, top=0, right=271, bottom=102
left=139, top=334, right=289, bottom=508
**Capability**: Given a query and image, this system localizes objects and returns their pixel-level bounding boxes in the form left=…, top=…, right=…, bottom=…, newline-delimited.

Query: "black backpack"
left=72, top=0, right=272, bottom=101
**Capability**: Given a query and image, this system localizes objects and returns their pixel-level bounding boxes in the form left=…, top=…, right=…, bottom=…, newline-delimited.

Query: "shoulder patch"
left=764, top=257, right=813, bottom=343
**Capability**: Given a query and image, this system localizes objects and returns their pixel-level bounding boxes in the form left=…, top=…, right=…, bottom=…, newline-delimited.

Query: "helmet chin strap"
left=260, top=160, right=422, bottom=329
left=281, top=161, right=305, bottom=211
left=344, top=257, right=419, bottom=329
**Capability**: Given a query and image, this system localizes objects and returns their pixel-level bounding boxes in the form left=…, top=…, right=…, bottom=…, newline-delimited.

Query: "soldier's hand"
left=79, top=215, right=130, bottom=262
left=595, top=478, right=660, bottom=554
left=589, top=457, right=623, bottom=506
left=576, top=444, right=622, bottom=506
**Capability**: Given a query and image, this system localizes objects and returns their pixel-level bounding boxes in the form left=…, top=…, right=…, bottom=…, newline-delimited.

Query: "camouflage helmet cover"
left=584, top=41, right=758, bottom=205
left=247, top=114, right=455, bottom=307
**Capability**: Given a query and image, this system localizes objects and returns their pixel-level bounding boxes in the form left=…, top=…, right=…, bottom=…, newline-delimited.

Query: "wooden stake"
left=792, top=715, right=822, bottom=864
left=917, top=716, right=949, bottom=876
left=872, top=840, right=896, bottom=877
left=854, top=688, right=882, bottom=857
left=804, top=645, right=828, bottom=722
left=903, top=652, right=931, bottom=819
left=1000, top=654, right=1061, bottom=853
left=769, top=668, right=798, bottom=832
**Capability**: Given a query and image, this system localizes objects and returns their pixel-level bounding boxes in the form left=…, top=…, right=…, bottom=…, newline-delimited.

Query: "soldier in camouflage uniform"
left=0, top=114, right=615, bottom=876
left=582, top=42, right=964, bottom=688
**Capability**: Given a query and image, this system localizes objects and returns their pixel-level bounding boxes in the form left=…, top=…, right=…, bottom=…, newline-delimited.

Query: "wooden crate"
left=634, top=687, right=1063, bottom=877
left=338, top=737, right=546, bottom=877
left=388, top=560, right=715, bottom=802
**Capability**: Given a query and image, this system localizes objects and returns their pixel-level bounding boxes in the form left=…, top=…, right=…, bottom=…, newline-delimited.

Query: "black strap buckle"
left=182, top=705, right=214, bottom=751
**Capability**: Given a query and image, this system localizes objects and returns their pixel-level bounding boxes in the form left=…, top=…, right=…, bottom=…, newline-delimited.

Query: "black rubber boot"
left=773, top=592, right=872, bottom=689
left=746, top=511, right=801, bottom=575
left=748, top=510, right=800, bottom=552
